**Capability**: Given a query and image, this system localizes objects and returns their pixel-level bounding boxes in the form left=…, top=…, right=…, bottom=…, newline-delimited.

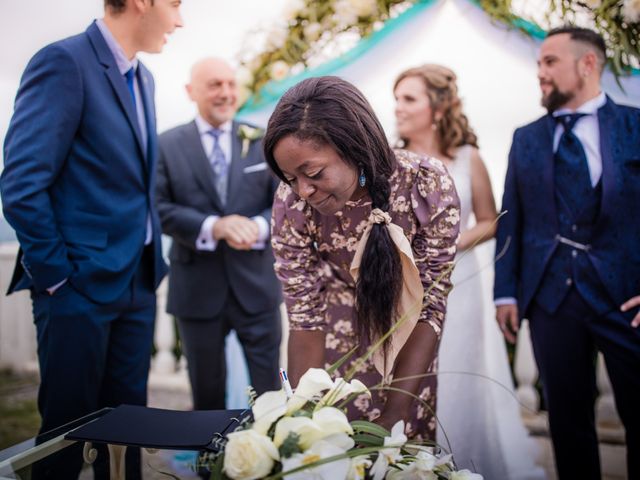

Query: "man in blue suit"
left=0, top=1, right=182, bottom=478
left=494, top=27, right=640, bottom=480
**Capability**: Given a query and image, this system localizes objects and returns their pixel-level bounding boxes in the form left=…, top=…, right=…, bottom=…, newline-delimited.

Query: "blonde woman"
left=394, top=65, right=545, bottom=479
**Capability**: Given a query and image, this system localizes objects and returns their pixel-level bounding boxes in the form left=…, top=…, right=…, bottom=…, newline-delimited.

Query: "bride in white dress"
left=394, top=64, right=545, bottom=479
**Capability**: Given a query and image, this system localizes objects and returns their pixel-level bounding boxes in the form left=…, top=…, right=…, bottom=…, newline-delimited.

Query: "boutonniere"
left=237, top=125, right=264, bottom=158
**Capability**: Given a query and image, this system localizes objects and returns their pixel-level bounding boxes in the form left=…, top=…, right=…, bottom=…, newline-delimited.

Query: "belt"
left=555, top=234, right=591, bottom=252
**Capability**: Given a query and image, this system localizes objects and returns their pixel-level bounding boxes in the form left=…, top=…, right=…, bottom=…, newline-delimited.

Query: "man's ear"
left=130, top=0, right=151, bottom=14
left=580, top=51, right=598, bottom=77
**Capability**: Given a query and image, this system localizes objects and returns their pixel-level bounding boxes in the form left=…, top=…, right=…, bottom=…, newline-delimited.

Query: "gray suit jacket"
left=156, top=120, right=281, bottom=318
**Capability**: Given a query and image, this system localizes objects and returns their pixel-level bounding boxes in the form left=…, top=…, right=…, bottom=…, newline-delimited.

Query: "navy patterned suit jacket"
left=494, top=97, right=640, bottom=319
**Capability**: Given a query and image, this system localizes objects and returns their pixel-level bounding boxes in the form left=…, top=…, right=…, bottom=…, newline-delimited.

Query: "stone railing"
left=0, top=242, right=624, bottom=439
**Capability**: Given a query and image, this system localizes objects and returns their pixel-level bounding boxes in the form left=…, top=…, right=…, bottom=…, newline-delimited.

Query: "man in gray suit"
left=156, top=57, right=281, bottom=410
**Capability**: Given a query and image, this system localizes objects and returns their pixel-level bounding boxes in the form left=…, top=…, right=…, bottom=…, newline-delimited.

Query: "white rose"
left=582, top=0, right=601, bottom=7
left=236, top=66, right=254, bottom=87
left=269, top=60, right=290, bottom=82
left=266, top=24, right=288, bottom=50
left=622, top=0, right=640, bottom=23
left=282, top=0, right=306, bottom=21
left=333, top=0, right=358, bottom=26
left=303, top=22, right=322, bottom=41
left=223, top=430, right=280, bottom=480
left=350, top=0, right=378, bottom=17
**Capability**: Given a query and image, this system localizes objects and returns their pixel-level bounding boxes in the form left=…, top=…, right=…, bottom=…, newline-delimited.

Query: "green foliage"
left=278, top=431, right=303, bottom=458
left=237, top=0, right=638, bottom=106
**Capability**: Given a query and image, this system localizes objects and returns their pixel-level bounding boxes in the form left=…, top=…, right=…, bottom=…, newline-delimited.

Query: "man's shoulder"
left=159, top=122, right=195, bottom=143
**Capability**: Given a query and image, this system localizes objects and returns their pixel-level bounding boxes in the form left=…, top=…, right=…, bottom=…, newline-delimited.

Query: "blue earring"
left=358, top=167, right=366, bottom=187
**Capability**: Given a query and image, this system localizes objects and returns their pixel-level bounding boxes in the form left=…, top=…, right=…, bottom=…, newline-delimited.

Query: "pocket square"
left=243, top=162, right=268, bottom=174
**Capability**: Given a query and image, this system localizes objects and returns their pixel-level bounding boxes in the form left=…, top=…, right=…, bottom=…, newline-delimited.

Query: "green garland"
left=236, top=0, right=639, bottom=108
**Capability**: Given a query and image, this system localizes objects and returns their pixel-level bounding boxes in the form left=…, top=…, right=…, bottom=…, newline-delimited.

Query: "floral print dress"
left=271, top=149, right=460, bottom=440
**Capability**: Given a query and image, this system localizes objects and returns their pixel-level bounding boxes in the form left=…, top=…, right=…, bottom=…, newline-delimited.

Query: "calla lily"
left=348, top=455, right=373, bottom=480
left=450, top=469, right=484, bottom=480
left=281, top=439, right=351, bottom=480
left=287, top=368, right=334, bottom=413
left=312, top=407, right=354, bottom=437
left=370, top=421, right=408, bottom=480
left=252, top=389, right=287, bottom=435
left=273, top=416, right=324, bottom=450
left=321, top=377, right=370, bottom=405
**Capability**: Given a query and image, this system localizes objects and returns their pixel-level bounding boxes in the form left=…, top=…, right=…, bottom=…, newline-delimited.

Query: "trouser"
left=31, top=248, right=156, bottom=480
left=177, top=292, right=281, bottom=410
left=528, top=287, right=640, bottom=480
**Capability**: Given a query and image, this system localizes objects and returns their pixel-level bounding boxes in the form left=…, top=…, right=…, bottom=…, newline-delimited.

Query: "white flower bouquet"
left=203, top=367, right=482, bottom=479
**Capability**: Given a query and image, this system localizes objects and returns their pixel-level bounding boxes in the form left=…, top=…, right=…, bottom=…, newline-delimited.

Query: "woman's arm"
left=287, top=330, right=326, bottom=386
left=376, top=156, right=460, bottom=429
left=271, top=183, right=328, bottom=386
left=375, top=323, right=438, bottom=430
left=458, top=148, right=498, bottom=251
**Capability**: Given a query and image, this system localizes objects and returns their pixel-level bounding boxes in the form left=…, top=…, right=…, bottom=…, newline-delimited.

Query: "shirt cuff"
left=196, top=215, right=219, bottom=251
left=250, top=215, right=269, bottom=250
left=47, top=278, right=67, bottom=295
left=494, top=297, right=517, bottom=306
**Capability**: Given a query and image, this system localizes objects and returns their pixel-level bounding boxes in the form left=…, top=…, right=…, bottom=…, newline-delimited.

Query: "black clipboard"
left=65, top=404, right=250, bottom=451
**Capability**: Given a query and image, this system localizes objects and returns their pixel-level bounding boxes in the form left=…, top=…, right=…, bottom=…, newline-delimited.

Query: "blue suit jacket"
left=1, top=21, right=167, bottom=303
left=494, top=97, right=640, bottom=318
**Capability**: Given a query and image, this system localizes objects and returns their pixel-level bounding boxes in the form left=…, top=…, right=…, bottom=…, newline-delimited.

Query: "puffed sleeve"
left=410, top=156, right=460, bottom=336
left=271, top=182, right=328, bottom=330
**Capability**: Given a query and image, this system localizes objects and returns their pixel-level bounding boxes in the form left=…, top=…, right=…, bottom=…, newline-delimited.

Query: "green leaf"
left=326, top=344, right=359, bottom=375
left=350, top=420, right=390, bottom=437
left=279, top=432, right=303, bottom=459
left=353, top=432, right=385, bottom=446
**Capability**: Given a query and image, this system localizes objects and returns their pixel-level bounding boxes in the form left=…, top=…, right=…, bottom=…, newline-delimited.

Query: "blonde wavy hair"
left=394, top=64, right=478, bottom=159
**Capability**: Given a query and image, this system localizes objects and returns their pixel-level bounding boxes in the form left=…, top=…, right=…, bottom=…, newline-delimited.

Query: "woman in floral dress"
left=263, top=76, right=460, bottom=440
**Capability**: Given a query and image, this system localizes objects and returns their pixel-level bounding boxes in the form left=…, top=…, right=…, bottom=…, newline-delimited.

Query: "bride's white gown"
left=437, top=145, right=546, bottom=479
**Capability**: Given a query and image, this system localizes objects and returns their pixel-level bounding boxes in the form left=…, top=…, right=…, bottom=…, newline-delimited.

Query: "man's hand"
left=621, top=295, right=640, bottom=328
left=496, top=304, right=519, bottom=344
left=212, top=215, right=259, bottom=250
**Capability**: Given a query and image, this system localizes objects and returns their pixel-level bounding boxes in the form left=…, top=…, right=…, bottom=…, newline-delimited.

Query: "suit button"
left=566, top=278, right=573, bottom=286
left=572, top=250, right=578, bottom=258
left=571, top=224, right=577, bottom=232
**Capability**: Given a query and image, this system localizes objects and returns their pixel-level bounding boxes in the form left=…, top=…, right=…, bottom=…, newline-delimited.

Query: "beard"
left=540, top=74, right=584, bottom=113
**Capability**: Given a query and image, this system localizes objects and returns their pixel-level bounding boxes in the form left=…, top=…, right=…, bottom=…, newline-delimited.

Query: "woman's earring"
left=358, top=167, right=366, bottom=187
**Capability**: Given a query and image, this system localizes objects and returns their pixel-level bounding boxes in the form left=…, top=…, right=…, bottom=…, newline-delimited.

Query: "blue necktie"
left=207, top=129, right=228, bottom=205
left=554, top=113, right=591, bottom=213
left=124, top=67, right=137, bottom=111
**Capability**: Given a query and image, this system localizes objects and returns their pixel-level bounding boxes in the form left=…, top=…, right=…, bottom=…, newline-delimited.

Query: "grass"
left=0, top=369, right=40, bottom=450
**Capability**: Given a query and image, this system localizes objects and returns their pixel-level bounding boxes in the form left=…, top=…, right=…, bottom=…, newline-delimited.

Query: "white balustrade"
left=0, top=242, right=38, bottom=373
left=514, top=319, right=540, bottom=415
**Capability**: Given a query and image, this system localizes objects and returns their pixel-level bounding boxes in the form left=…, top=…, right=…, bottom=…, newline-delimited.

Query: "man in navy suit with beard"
left=1, top=1, right=182, bottom=477
left=494, top=27, right=640, bottom=480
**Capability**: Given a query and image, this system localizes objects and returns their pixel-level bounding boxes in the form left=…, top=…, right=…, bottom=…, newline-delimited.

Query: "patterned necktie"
left=554, top=113, right=591, bottom=213
left=124, top=67, right=137, bottom=112
left=207, top=129, right=228, bottom=205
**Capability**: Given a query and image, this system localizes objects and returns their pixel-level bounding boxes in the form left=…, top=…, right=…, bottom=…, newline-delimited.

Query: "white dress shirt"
left=194, top=115, right=269, bottom=251
left=494, top=92, right=606, bottom=307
